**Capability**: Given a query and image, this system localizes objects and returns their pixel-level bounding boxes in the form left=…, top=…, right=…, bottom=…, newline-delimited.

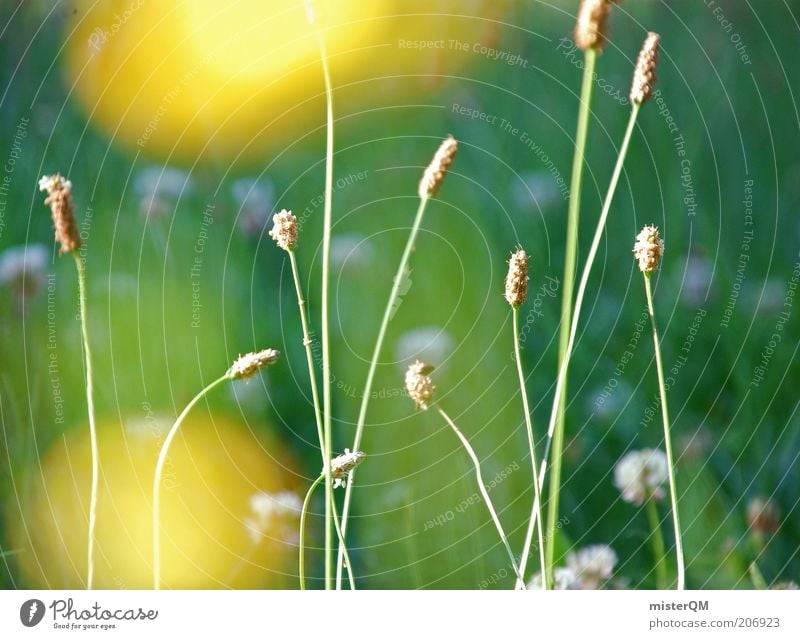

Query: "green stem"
left=153, top=374, right=228, bottom=590
left=545, top=49, right=596, bottom=587
left=336, top=197, right=430, bottom=588
left=311, top=13, right=336, bottom=591
left=288, top=250, right=325, bottom=464
left=542, top=105, right=640, bottom=586
left=513, top=308, right=547, bottom=589
left=436, top=407, right=525, bottom=589
left=299, top=474, right=325, bottom=591
left=646, top=497, right=668, bottom=589
left=74, top=254, right=98, bottom=590
left=644, top=273, right=686, bottom=590
left=749, top=561, right=768, bottom=590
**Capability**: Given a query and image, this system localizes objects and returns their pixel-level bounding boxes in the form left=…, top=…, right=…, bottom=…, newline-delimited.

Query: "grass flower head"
left=228, top=349, right=280, bottom=380
left=630, top=32, right=661, bottom=105
left=268, top=209, right=298, bottom=251
left=504, top=247, right=529, bottom=308
left=418, top=135, right=458, bottom=199
left=39, top=173, right=81, bottom=255
left=574, top=0, right=618, bottom=52
left=405, top=360, right=436, bottom=410
left=633, top=224, right=664, bottom=273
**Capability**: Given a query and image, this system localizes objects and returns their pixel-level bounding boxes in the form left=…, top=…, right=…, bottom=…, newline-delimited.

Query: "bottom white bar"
left=0, top=590, right=797, bottom=638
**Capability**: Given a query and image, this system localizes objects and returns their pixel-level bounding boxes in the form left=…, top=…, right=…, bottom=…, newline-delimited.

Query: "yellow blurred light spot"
left=13, top=412, right=300, bottom=589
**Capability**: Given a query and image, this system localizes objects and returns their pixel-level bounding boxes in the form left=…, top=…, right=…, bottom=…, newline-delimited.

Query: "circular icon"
left=19, top=599, right=45, bottom=628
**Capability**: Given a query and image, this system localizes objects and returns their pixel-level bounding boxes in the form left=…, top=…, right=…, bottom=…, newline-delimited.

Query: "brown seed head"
left=405, top=360, right=436, bottom=410
left=328, top=448, right=366, bottom=488
left=630, top=32, right=660, bottom=105
left=632, top=225, right=664, bottom=274
left=504, top=247, right=529, bottom=307
left=574, top=0, right=618, bottom=52
left=39, top=174, right=82, bottom=255
left=228, top=348, right=280, bottom=380
left=418, top=135, right=458, bottom=199
left=268, top=209, right=298, bottom=251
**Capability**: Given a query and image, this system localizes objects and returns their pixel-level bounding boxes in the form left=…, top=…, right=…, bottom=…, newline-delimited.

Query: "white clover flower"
left=395, top=326, right=455, bottom=371
left=614, top=448, right=669, bottom=505
left=566, top=545, right=617, bottom=590
left=0, top=244, right=48, bottom=301
left=232, top=177, right=274, bottom=237
left=526, top=567, right=577, bottom=590
left=134, top=165, right=192, bottom=218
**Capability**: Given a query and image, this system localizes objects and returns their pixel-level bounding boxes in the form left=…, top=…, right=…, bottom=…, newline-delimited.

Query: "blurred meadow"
left=0, top=0, right=798, bottom=589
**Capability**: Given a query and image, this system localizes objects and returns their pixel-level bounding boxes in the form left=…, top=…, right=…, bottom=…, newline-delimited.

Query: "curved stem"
left=646, top=496, right=668, bottom=589
left=331, top=492, right=356, bottom=590
left=74, top=254, right=98, bottom=590
left=289, top=250, right=325, bottom=464
left=336, top=197, right=430, bottom=588
left=644, top=273, right=685, bottom=590
left=541, top=105, right=640, bottom=577
left=153, top=374, right=228, bottom=590
left=309, top=9, right=336, bottom=590
left=299, top=474, right=325, bottom=591
left=513, top=308, right=547, bottom=589
left=436, top=406, right=525, bottom=589
left=545, top=48, right=596, bottom=588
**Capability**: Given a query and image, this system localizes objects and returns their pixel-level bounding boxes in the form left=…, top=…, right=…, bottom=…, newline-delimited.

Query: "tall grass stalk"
left=336, top=196, right=429, bottom=587
left=299, top=473, right=355, bottom=590
left=645, top=496, right=668, bottom=589
left=542, top=48, right=597, bottom=587
left=512, top=306, right=547, bottom=588
left=74, top=254, right=99, bottom=590
left=153, top=374, right=228, bottom=590
left=540, top=104, right=640, bottom=574
left=643, top=273, right=685, bottom=589
left=306, top=1, right=336, bottom=589
left=436, top=407, right=525, bottom=589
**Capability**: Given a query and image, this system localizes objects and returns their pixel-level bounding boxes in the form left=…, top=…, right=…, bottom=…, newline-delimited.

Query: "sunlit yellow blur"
left=13, top=412, right=300, bottom=589
left=63, top=0, right=510, bottom=163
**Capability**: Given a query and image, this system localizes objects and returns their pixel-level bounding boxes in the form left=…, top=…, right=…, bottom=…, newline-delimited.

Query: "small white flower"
left=395, top=326, right=455, bottom=370
left=134, top=165, right=192, bottom=218
left=232, top=177, right=274, bottom=237
left=526, top=567, right=577, bottom=590
left=330, top=233, right=373, bottom=270
left=614, top=448, right=669, bottom=505
left=566, top=544, right=617, bottom=590
left=244, top=490, right=302, bottom=544
left=0, top=244, right=48, bottom=300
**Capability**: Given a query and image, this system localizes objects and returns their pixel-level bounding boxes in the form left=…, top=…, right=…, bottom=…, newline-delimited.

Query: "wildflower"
left=39, top=174, right=81, bottom=255
left=630, top=33, right=661, bottom=105
left=504, top=247, right=529, bottom=307
left=268, top=209, right=298, bottom=251
left=134, top=165, right=192, bottom=218
left=232, top=177, right=274, bottom=237
left=566, top=544, right=618, bottom=589
left=244, top=490, right=302, bottom=544
left=0, top=244, right=48, bottom=302
left=633, top=225, right=664, bottom=273
left=228, top=349, right=280, bottom=380
left=395, top=326, right=455, bottom=370
left=405, top=360, right=436, bottom=410
left=574, top=0, right=618, bottom=52
left=329, top=449, right=366, bottom=488
left=418, top=135, right=458, bottom=199
left=527, top=567, right=577, bottom=590
left=614, top=448, right=669, bottom=505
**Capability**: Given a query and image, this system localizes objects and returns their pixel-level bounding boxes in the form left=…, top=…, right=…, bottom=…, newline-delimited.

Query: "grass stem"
left=309, top=11, right=336, bottom=591
left=336, top=197, right=430, bottom=588
left=299, top=474, right=325, bottom=591
left=153, top=374, right=228, bottom=590
left=645, top=497, right=668, bottom=589
left=643, top=273, right=686, bottom=590
left=542, top=105, right=640, bottom=567
left=544, top=49, right=597, bottom=586
left=436, top=406, right=525, bottom=589
left=74, top=254, right=98, bottom=590
left=513, top=307, right=547, bottom=588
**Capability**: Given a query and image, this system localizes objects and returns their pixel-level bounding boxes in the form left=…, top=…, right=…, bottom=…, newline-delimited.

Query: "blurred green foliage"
left=0, top=1, right=798, bottom=589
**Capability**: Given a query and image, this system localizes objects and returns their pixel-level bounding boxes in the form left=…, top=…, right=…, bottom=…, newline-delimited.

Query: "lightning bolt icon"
left=28, top=601, right=38, bottom=622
